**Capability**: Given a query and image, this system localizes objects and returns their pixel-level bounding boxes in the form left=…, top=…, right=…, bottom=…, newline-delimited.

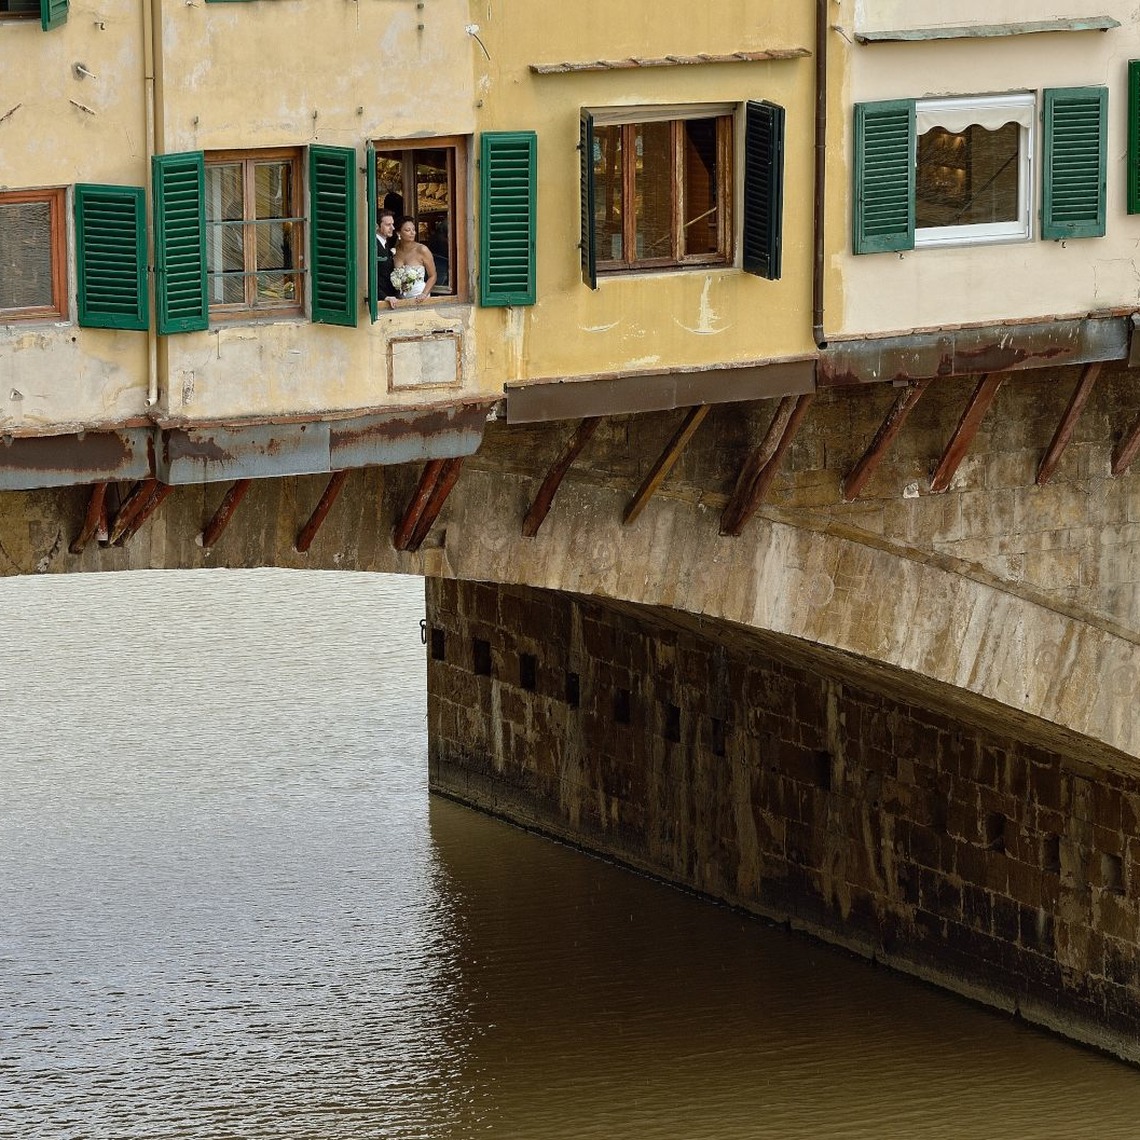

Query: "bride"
left=387, top=217, right=438, bottom=307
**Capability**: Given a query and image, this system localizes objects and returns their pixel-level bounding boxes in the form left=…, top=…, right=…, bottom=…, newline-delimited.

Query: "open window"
left=0, top=187, right=67, bottom=322
left=0, top=0, right=67, bottom=30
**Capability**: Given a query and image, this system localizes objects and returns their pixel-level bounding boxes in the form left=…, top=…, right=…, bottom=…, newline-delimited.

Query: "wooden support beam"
left=623, top=405, right=710, bottom=526
left=406, top=457, right=464, bottom=552
left=392, top=460, right=446, bottom=551
left=929, top=374, right=1003, bottom=493
left=295, top=470, right=349, bottom=553
left=200, top=479, right=252, bottom=549
left=111, top=481, right=172, bottom=545
left=1112, top=414, right=1140, bottom=476
left=842, top=379, right=931, bottom=501
left=720, top=394, right=813, bottom=536
left=522, top=417, right=602, bottom=538
left=69, top=481, right=109, bottom=555
left=1036, top=362, right=1102, bottom=485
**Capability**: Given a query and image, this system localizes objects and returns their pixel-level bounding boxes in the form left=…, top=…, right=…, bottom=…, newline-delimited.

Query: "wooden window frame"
left=595, top=113, right=732, bottom=275
left=204, top=147, right=304, bottom=320
left=372, top=135, right=469, bottom=303
left=0, top=187, right=67, bottom=322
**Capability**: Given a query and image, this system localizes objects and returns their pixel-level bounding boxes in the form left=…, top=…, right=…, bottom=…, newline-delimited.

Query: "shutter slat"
left=853, top=100, right=915, bottom=254
left=1042, top=87, right=1107, bottom=240
left=309, top=145, right=357, bottom=327
left=75, top=184, right=148, bottom=331
left=479, top=131, right=537, bottom=307
left=153, top=152, right=208, bottom=334
left=743, top=99, right=785, bottom=280
left=39, top=0, right=67, bottom=30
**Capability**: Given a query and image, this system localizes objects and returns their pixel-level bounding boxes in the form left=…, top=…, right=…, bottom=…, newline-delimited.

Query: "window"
left=1, top=0, right=67, bottom=29
left=205, top=148, right=304, bottom=318
left=0, top=0, right=39, bottom=16
left=0, top=188, right=66, bottom=322
left=590, top=108, right=732, bottom=272
left=370, top=137, right=467, bottom=302
left=578, top=101, right=784, bottom=287
left=853, top=87, right=1107, bottom=254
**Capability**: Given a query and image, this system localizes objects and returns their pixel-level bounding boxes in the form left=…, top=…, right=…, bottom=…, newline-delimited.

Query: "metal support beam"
left=521, top=417, right=602, bottom=537
left=295, top=470, right=350, bottom=554
left=929, top=374, right=1003, bottom=493
left=200, top=479, right=253, bottom=549
left=406, top=457, right=464, bottom=552
left=842, top=379, right=931, bottom=501
left=110, top=480, right=172, bottom=545
left=1112, top=415, right=1140, bottom=476
left=69, top=482, right=109, bottom=555
left=721, top=395, right=813, bottom=536
left=1036, top=363, right=1102, bottom=485
left=623, top=405, right=709, bottom=526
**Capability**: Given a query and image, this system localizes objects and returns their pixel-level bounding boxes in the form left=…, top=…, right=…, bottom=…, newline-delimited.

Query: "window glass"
left=682, top=118, right=719, bottom=256
left=593, top=124, right=623, bottom=262
left=635, top=122, right=672, bottom=262
left=0, top=0, right=40, bottom=16
left=0, top=189, right=65, bottom=320
left=917, top=122, right=1020, bottom=229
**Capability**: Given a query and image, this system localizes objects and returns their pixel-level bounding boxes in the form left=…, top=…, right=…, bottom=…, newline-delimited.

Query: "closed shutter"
left=853, top=100, right=915, bottom=254
left=75, top=184, right=148, bottom=331
left=153, top=152, right=208, bottom=334
left=366, top=142, right=378, bottom=323
left=579, top=110, right=596, bottom=289
left=479, top=131, right=536, bottom=307
left=1127, top=64, right=1140, bottom=215
left=309, top=145, right=358, bottom=327
left=742, top=100, right=785, bottom=280
left=40, top=0, right=67, bottom=30
left=1042, top=86, right=1107, bottom=240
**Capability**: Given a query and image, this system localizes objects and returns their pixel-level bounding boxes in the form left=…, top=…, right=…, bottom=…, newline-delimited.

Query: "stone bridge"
left=4, top=362, right=1140, bottom=1060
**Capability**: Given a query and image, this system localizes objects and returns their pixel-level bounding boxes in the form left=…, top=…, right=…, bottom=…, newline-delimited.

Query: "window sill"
left=596, top=262, right=735, bottom=282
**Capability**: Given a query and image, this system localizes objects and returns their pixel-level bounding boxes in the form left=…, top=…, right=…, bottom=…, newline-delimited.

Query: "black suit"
left=376, top=234, right=398, bottom=299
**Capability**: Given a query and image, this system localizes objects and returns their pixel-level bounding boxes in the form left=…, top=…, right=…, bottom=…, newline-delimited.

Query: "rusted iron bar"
left=1036, top=362, right=1102, bottom=485
left=69, top=481, right=109, bottom=554
left=200, top=479, right=252, bottom=549
left=721, top=394, right=813, bottom=537
left=406, top=457, right=464, bottom=552
left=107, top=479, right=159, bottom=545
left=929, top=374, right=1003, bottom=493
left=842, top=379, right=931, bottom=501
left=295, top=470, right=349, bottom=553
left=112, top=481, right=172, bottom=546
left=1112, top=415, right=1140, bottom=476
left=623, top=405, right=710, bottom=526
left=392, top=459, right=447, bottom=551
left=522, top=417, right=602, bottom=538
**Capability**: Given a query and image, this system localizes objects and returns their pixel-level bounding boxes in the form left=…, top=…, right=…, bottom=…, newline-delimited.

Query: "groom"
left=375, top=209, right=398, bottom=301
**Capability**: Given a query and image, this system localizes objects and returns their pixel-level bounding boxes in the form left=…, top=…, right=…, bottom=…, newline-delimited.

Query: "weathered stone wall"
left=428, top=576, right=1140, bottom=1062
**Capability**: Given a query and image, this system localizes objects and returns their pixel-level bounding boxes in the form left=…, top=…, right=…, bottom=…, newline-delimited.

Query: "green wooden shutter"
left=853, top=100, right=914, bottom=254
left=75, top=185, right=148, bottom=331
left=153, top=152, right=207, bottom=334
left=579, top=110, right=597, bottom=289
left=40, top=0, right=67, bottom=30
left=366, top=142, right=378, bottom=323
left=309, top=145, right=358, bottom=327
left=1042, top=86, right=1107, bottom=240
left=743, top=100, right=785, bottom=280
left=479, top=131, right=537, bottom=307
left=1128, top=64, right=1140, bottom=215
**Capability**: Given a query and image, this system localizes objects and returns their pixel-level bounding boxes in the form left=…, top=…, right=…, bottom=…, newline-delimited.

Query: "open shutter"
left=743, top=100, right=785, bottom=280
left=310, top=145, right=358, bottom=327
left=479, top=131, right=537, bottom=307
left=579, top=110, right=597, bottom=289
left=153, top=152, right=207, bottom=334
left=1130, top=63, right=1140, bottom=215
left=75, top=184, right=148, bottom=331
left=40, top=0, right=67, bottom=30
left=1042, top=86, right=1107, bottom=240
left=366, top=142, right=378, bottom=323
left=853, top=100, right=914, bottom=254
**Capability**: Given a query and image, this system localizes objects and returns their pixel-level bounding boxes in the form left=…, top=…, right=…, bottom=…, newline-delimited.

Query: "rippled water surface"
left=2, top=568, right=1140, bottom=1138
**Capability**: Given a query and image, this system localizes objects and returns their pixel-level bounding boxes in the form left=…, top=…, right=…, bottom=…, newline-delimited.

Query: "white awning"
left=917, top=95, right=1035, bottom=135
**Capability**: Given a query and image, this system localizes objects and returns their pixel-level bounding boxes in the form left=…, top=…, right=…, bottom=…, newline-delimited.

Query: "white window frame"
left=914, top=93, right=1035, bottom=249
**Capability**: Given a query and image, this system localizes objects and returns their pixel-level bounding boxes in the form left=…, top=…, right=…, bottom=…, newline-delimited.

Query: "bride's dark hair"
left=396, top=216, right=418, bottom=237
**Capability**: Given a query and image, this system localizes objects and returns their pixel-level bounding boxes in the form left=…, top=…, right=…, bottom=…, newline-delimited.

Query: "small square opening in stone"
left=1042, top=834, right=1061, bottom=874
left=473, top=637, right=492, bottom=677
left=1102, top=852, right=1125, bottom=895
left=519, top=652, right=537, bottom=692
left=614, top=687, right=631, bottom=725
left=814, top=750, right=833, bottom=791
left=710, top=717, right=726, bottom=758
left=984, top=812, right=1007, bottom=853
left=565, top=671, right=580, bottom=709
left=664, top=702, right=681, bottom=743
left=430, top=628, right=446, bottom=662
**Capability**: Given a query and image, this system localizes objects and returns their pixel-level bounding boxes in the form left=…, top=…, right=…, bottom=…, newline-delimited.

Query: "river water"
left=2, top=568, right=1140, bottom=1138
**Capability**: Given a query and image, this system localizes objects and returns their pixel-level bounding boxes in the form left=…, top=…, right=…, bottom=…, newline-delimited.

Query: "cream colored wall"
left=857, top=0, right=1117, bottom=33
left=468, top=0, right=819, bottom=388
left=0, top=2, right=150, bottom=435
left=831, top=20, right=1140, bottom=339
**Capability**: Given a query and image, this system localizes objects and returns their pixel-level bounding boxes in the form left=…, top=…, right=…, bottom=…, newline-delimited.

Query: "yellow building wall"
left=468, top=0, right=819, bottom=389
